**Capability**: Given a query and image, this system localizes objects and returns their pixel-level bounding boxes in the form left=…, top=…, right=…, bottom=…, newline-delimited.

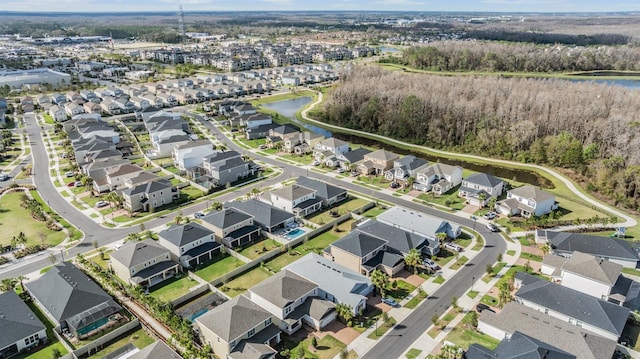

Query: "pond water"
left=262, top=97, right=333, bottom=137
left=567, top=78, right=640, bottom=89
left=379, top=46, right=401, bottom=53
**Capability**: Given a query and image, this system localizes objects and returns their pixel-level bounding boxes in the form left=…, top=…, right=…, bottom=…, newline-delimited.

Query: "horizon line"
left=1, top=10, right=639, bottom=14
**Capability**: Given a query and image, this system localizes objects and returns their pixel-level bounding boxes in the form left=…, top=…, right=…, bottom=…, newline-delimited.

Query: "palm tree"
left=436, top=232, right=448, bottom=245
left=335, top=303, right=354, bottom=324
left=404, top=249, right=421, bottom=275
left=371, top=269, right=390, bottom=298
left=210, top=201, right=223, bottom=211
left=497, top=281, right=511, bottom=308
left=0, top=278, right=17, bottom=292
left=16, top=275, right=27, bottom=293
left=406, top=176, right=416, bottom=190
left=488, top=197, right=497, bottom=210
left=477, top=192, right=487, bottom=209
left=540, top=243, right=551, bottom=256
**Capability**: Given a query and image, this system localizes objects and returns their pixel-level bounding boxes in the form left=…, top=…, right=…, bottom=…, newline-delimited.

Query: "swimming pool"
left=190, top=308, right=209, bottom=322
left=285, top=228, right=305, bottom=239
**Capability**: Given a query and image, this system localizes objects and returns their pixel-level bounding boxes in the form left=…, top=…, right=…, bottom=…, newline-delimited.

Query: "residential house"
left=158, top=223, right=222, bottom=269
left=513, top=272, right=629, bottom=341
left=127, top=341, right=183, bottom=359
left=225, top=200, right=295, bottom=233
left=79, top=89, right=97, bottom=102
left=201, top=208, right=262, bottom=249
left=48, top=105, right=67, bottom=122
left=540, top=251, right=623, bottom=301
left=104, top=163, right=144, bottom=192
left=109, top=239, right=180, bottom=288
left=284, top=131, right=324, bottom=155
left=172, top=139, right=215, bottom=171
left=466, top=331, right=576, bottom=359
left=458, top=173, right=505, bottom=207
left=156, top=92, right=178, bottom=107
left=285, top=253, right=373, bottom=316
left=195, top=295, right=280, bottom=359
left=36, top=95, right=51, bottom=106
left=358, top=149, right=399, bottom=175
left=245, top=123, right=279, bottom=140
left=413, top=163, right=463, bottom=195
left=114, top=96, right=136, bottom=113
left=236, top=112, right=272, bottom=129
left=266, top=124, right=300, bottom=148
left=83, top=101, right=102, bottom=114
left=336, top=148, right=372, bottom=171
left=295, top=176, right=348, bottom=208
left=384, top=155, right=429, bottom=184
left=101, top=98, right=121, bottom=115
left=123, top=171, right=162, bottom=189
left=64, top=102, right=85, bottom=117
left=130, top=96, right=150, bottom=111
left=313, top=138, right=350, bottom=167
left=496, top=185, right=558, bottom=218
left=0, top=291, right=47, bottom=358
left=377, top=206, right=461, bottom=240
left=270, top=184, right=323, bottom=217
left=25, top=262, right=122, bottom=339
left=200, top=150, right=257, bottom=188
left=536, top=230, right=640, bottom=268
left=249, top=271, right=336, bottom=335
left=66, top=92, right=83, bottom=103
left=324, top=219, right=439, bottom=276
left=477, top=302, right=617, bottom=359
left=152, top=132, right=191, bottom=158
left=20, top=96, right=34, bottom=112
left=51, top=94, right=67, bottom=105
left=120, top=179, right=174, bottom=212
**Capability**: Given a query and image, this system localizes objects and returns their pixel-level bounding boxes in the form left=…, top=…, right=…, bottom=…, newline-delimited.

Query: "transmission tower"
left=178, top=5, right=186, bottom=40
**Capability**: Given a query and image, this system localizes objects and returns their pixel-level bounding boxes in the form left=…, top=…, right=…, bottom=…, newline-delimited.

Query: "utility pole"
left=178, top=6, right=186, bottom=43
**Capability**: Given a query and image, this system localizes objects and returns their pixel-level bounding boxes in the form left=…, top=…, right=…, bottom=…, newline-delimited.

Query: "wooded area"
left=320, top=66, right=640, bottom=209
left=389, top=42, right=640, bottom=72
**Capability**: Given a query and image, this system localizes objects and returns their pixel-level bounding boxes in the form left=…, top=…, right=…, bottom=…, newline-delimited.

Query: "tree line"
left=385, top=41, right=640, bottom=73
left=462, top=29, right=632, bottom=46
left=319, top=66, right=640, bottom=210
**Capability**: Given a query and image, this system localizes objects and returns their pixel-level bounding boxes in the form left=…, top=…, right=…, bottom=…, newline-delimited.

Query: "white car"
left=445, top=242, right=463, bottom=252
left=486, top=223, right=499, bottom=232
left=483, top=211, right=498, bottom=220
left=95, top=200, right=109, bottom=208
left=423, top=258, right=440, bottom=271
left=194, top=211, right=206, bottom=219
left=337, top=168, right=345, bottom=173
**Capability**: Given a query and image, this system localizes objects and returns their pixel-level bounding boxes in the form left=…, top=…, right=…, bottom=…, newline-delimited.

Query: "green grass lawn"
left=433, top=275, right=445, bottom=284
left=417, top=186, right=466, bottom=210
left=306, top=198, right=370, bottom=225
left=355, top=176, right=391, bottom=190
left=434, top=250, right=457, bottom=267
left=180, top=185, right=205, bottom=200
left=367, top=317, right=397, bottom=340
left=90, top=251, right=112, bottom=270
left=85, top=328, right=155, bottom=359
left=387, top=280, right=416, bottom=302
left=219, top=266, right=272, bottom=298
left=238, top=239, right=283, bottom=260
left=444, top=312, right=500, bottom=351
left=467, top=290, right=479, bottom=299
left=506, top=250, right=516, bottom=256
left=149, top=274, right=199, bottom=303
left=266, top=230, right=342, bottom=271
left=404, top=289, right=428, bottom=309
left=450, top=256, right=469, bottom=270
left=481, top=295, right=499, bottom=307
left=362, top=206, right=387, bottom=218
left=285, top=334, right=346, bottom=359
left=0, top=192, right=67, bottom=247
left=194, top=255, right=246, bottom=282
left=483, top=262, right=507, bottom=283
left=280, top=152, right=315, bottom=165
left=405, top=348, right=422, bottom=359
left=520, top=252, right=543, bottom=262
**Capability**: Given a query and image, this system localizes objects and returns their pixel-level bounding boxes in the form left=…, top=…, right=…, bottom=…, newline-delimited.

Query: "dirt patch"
left=315, top=321, right=360, bottom=345
left=515, top=258, right=542, bottom=272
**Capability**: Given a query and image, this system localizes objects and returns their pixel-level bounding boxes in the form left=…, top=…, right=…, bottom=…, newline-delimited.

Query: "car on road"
left=381, top=297, right=400, bottom=308
left=96, top=200, right=109, bottom=208
left=444, top=242, right=463, bottom=252
left=483, top=211, right=498, bottom=220
left=423, top=258, right=440, bottom=271
left=65, top=171, right=75, bottom=178
left=0, top=174, right=9, bottom=181
left=486, top=223, right=499, bottom=232
left=194, top=211, right=206, bottom=219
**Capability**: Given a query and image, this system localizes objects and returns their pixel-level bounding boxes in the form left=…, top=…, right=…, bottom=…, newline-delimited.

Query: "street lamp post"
left=471, top=276, right=475, bottom=292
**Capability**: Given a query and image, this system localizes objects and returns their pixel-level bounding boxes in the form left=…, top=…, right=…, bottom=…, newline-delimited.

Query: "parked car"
left=390, top=182, right=399, bottom=189
left=65, top=171, right=75, bottom=178
left=381, top=297, right=400, bottom=308
left=312, top=160, right=321, bottom=166
left=351, top=171, right=359, bottom=177
left=444, top=242, right=463, bottom=253
left=95, top=200, right=109, bottom=208
left=486, top=223, right=499, bottom=232
left=423, top=258, right=440, bottom=271
left=258, top=144, right=267, bottom=149
left=337, top=168, right=345, bottom=173
left=67, top=182, right=75, bottom=187
left=194, top=211, right=206, bottom=219
left=74, top=181, right=83, bottom=187
left=0, top=174, right=9, bottom=181
left=483, top=211, right=498, bottom=220
left=476, top=303, right=495, bottom=313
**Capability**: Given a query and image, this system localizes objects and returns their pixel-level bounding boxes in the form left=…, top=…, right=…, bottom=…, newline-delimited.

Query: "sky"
left=0, top=0, right=639, bottom=13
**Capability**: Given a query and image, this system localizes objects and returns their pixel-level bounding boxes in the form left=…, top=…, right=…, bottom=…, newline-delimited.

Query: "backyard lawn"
left=387, top=280, right=416, bottom=302
left=444, top=312, right=500, bottom=350
left=265, top=230, right=342, bottom=271
left=417, top=186, right=466, bottom=210
left=85, top=328, right=155, bottom=359
left=219, top=266, right=273, bottom=298
left=0, top=192, right=67, bottom=247
left=362, top=206, right=388, bottom=219
left=307, top=198, right=370, bottom=225
left=239, top=239, right=282, bottom=260
left=14, top=301, right=69, bottom=359
left=149, top=275, right=199, bottom=303
left=285, top=334, right=346, bottom=359
left=194, top=255, right=246, bottom=282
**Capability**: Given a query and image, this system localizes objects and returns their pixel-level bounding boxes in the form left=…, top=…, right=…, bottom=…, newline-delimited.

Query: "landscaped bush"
left=14, top=244, right=49, bottom=259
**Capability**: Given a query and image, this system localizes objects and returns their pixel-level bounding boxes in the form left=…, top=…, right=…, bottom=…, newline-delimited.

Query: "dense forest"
left=320, top=66, right=640, bottom=209
left=462, top=30, right=631, bottom=46
left=386, top=42, right=640, bottom=72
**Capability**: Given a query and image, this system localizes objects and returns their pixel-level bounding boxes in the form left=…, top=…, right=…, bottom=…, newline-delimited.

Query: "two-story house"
left=295, top=176, right=348, bottom=208
left=358, top=149, right=400, bottom=175
left=195, top=295, right=280, bottom=359
left=201, top=208, right=262, bottom=248
left=109, top=239, right=179, bottom=288
left=249, top=271, right=336, bottom=335
left=458, top=173, right=505, bottom=207
left=201, top=151, right=256, bottom=188
left=158, top=223, right=222, bottom=269
left=225, top=200, right=295, bottom=233
left=413, top=163, right=463, bottom=195
left=384, top=155, right=429, bottom=184
left=313, top=137, right=350, bottom=167
left=270, top=184, right=323, bottom=217
left=377, top=206, right=461, bottom=240
left=336, top=148, right=372, bottom=171
left=496, top=185, right=558, bottom=217
left=120, top=179, right=174, bottom=213
left=172, top=140, right=216, bottom=171
left=48, top=105, right=67, bottom=122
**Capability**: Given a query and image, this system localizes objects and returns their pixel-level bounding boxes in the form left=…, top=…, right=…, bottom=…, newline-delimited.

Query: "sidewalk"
left=333, top=228, right=522, bottom=359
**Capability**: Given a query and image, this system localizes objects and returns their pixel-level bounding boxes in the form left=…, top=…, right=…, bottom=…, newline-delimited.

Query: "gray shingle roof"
left=225, top=199, right=294, bottom=230
left=546, top=231, right=640, bottom=261
left=331, top=231, right=387, bottom=257
left=318, top=137, right=348, bottom=149
left=561, top=251, right=622, bottom=286
left=202, top=208, right=252, bottom=230
left=110, top=239, right=170, bottom=268
left=340, top=148, right=371, bottom=164
left=357, top=220, right=428, bottom=255
left=159, top=222, right=214, bottom=247
left=0, top=291, right=46, bottom=350
left=508, top=185, right=555, bottom=203
left=466, top=331, right=576, bottom=359
left=24, top=262, right=121, bottom=326
left=250, top=270, right=317, bottom=309
left=478, top=302, right=616, bottom=359
left=121, top=179, right=172, bottom=196
left=271, top=184, right=316, bottom=201
left=129, top=340, right=183, bottom=359
left=296, top=176, right=346, bottom=201
left=464, top=172, right=503, bottom=188
left=196, top=295, right=272, bottom=343
left=365, top=149, right=399, bottom=161
left=515, top=273, right=629, bottom=336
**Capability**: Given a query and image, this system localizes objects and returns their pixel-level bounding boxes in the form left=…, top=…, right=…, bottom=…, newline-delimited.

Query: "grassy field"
left=85, top=328, right=155, bottom=359
left=194, top=255, right=246, bottom=282
left=0, top=192, right=67, bottom=247
left=219, top=266, right=272, bottom=298
left=149, top=275, right=199, bottom=303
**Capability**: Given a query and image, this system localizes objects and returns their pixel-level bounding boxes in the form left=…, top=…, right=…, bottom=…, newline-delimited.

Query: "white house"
left=496, top=185, right=558, bottom=217
left=48, top=105, right=67, bottom=122
left=414, top=163, right=463, bottom=194
left=270, top=184, right=322, bottom=217
left=172, top=139, right=216, bottom=171
left=459, top=173, right=504, bottom=207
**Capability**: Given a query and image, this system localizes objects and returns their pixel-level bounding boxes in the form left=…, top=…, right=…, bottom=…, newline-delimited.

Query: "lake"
left=379, top=46, right=401, bottom=53
left=567, top=78, right=640, bottom=89
left=262, top=96, right=333, bottom=137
